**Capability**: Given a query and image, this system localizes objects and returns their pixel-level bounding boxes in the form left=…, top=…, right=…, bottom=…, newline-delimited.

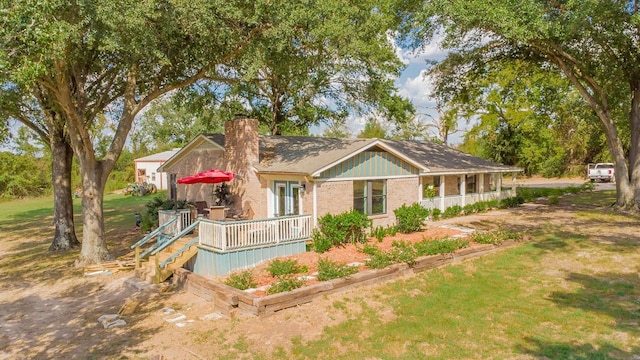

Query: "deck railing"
left=159, top=209, right=193, bottom=233
left=198, top=215, right=312, bottom=252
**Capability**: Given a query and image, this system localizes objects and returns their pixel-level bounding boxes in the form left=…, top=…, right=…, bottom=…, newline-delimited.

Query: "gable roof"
left=381, top=139, right=519, bottom=174
left=134, top=149, right=180, bottom=163
left=160, top=132, right=521, bottom=176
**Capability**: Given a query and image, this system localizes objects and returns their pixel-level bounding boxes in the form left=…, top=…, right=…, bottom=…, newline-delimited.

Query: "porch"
left=420, top=189, right=515, bottom=210
left=150, top=211, right=312, bottom=277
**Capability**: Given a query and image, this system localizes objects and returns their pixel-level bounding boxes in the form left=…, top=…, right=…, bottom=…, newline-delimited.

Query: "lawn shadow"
left=519, top=270, right=640, bottom=359
left=0, top=277, right=170, bottom=359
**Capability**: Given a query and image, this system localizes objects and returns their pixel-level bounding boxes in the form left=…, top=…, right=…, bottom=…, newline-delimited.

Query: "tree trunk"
left=76, top=160, right=112, bottom=265
left=627, top=84, right=640, bottom=209
left=49, top=130, right=80, bottom=251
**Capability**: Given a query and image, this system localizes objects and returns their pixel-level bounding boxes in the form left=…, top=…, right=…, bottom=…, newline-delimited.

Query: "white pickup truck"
left=587, top=163, right=615, bottom=182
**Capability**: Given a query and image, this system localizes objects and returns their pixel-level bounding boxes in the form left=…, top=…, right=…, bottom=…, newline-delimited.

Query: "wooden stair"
left=135, top=236, right=198, bottom=284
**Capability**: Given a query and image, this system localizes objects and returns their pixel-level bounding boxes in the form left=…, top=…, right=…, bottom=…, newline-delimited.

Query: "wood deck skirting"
left=172, top=240, right=521, bottom=317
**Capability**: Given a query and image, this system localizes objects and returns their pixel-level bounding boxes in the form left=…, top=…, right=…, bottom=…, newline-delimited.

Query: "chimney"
left=224, top=116, right=259, bottom=175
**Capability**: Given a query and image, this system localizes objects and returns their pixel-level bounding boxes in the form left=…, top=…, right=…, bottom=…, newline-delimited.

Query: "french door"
left=274, top=181, right=302, bottom=216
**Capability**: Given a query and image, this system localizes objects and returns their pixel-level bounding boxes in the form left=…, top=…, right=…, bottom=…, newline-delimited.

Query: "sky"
left=315, top=35, right=468, bottom=145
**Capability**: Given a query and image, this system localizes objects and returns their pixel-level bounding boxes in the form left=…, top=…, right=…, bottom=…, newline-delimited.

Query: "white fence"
left=420, top=189, right=516, bottom=210
left=198, top=215, right=312, bottom=252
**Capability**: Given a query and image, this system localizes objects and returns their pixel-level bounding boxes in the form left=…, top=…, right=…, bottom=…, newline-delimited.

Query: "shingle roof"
left=381, top=139, right=518, bottom=174
left=204, top=134, right=519, bottom=176
left=134, top=149, right=180, bottom=162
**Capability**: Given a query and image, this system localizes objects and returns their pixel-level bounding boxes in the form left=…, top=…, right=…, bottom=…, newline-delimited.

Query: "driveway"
left=517, top=176, right=615, bottom=191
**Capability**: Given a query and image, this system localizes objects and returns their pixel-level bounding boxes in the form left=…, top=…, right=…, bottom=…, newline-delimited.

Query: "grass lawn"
left=1, top=189, right=639, bottom=359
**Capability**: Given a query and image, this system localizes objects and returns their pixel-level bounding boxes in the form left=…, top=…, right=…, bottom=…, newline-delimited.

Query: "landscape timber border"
left=172, top=239, right=522, bottom=317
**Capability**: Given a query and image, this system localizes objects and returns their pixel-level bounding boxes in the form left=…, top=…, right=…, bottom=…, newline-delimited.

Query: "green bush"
left=311, top=210, right=372, bottom=253
left=499, top=196, right=524, bottom=208
left=548, top=195, right=559, bottom=205
left=431, top=208, right=442, bottom=220
left=267, top=259, right=308, bottom=276
left=414, top=237, right=469, bottom=256
left=394, top=203, right=431, bottom=233
left=267, top=275, right=306, bottom=294
left=141, top=195, right=191, bottom=231
left=364, top=240, right=417, bottom=268
left=369, top=225, right=398, bottom=242
left=463, top=204, right=476, bottom=215
left=316, top=258, right=359, bottom=281
left=224, top=270, right=257, bottom=290
left=442, top=205, right=462, bottom=219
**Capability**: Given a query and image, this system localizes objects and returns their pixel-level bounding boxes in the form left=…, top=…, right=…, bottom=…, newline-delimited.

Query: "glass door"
left=274, top=181, right=302, bottom=216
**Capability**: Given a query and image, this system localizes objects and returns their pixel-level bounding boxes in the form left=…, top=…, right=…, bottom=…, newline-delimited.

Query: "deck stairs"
left=135, top=236, right=198, bottom=284
left=131, top=218, right=200, bottom=284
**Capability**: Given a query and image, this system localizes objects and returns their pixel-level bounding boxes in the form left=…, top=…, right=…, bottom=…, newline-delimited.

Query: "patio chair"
left=194, top=201, right=209, bottom=216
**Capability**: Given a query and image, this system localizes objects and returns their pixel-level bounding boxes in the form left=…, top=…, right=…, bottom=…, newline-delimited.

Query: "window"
left=423, top=177, right=440, bottom=198
left=466, top=175, right=477, bottom=193
left=354, top=180, right=386, bottom=215
left=489, top=174, right=497, bottom=191
left=274, top=181, right=302, bottom=216
left=151, top=172, right=156, bottom=182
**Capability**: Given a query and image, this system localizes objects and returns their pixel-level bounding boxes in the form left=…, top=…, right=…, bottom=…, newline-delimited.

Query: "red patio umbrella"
left=177, top=168, right=235, bottom=184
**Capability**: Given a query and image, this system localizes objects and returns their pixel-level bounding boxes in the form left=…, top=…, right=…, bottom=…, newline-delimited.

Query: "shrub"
left=267, top=275, right=306, bottom=294
left=369, top=225, right=398, bottom=242
left=431, top=208, right=442, bottom=220
left=317, top=258, right=359, bottom=281
left=267, top=259, right=308, bottom=276
left=463, top=204, right=476, bottom=215
left=394, top=203, right=430, bottom=233
left=414, top=237, right=468, bottom=256
left=471, top=228, right=522, bottom=244
left=311, top=210, right=372, bottom=253
left=224, top=270, right=257, bottom=290
left=499, top=196, right=524, bottom=208
left=442, top=205, right=462, bottom=219
left=142, top=195, right=191, bottom=231
left=364, top=241, right=417, bottom=268
left=311, top=230, right=332, bottom=253
left=548, top=195, right=559, bottom=205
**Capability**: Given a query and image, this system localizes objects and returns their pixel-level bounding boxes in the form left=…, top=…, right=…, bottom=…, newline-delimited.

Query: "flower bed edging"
left=172, top=239, right=522, bottom=317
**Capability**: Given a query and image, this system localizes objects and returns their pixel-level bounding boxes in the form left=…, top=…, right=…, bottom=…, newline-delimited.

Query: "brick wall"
left=173, top=148, right=225, bottom=204
left=444, top=175, right=461, bottom=196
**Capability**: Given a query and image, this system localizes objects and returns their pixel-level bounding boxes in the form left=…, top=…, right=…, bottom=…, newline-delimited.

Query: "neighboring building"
left=159, top=117, right=522, bottom=228
left=134, top=149, right=179, bottom=190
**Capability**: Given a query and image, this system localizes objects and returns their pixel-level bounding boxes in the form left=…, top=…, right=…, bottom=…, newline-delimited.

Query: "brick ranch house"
left=158, top=117, right=522, bottom=229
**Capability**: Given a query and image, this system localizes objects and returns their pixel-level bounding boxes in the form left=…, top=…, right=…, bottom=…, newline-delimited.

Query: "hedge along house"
left=159, top=116, right=522, bottom=229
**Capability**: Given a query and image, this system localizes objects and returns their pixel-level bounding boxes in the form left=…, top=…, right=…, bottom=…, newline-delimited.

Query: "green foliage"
left=316, top=258, right=359, bottom=281
left=267, top=275, right=306, bottom=294
left=430, top=208, right=442, bottom=220
left=414, top=237, right=469, bottom=256
left=369, top=225, right=398, bottom=242
left=225, top=270, right=257, bottom=290
left=548, top=195, right=559, bottom=205
left=141, top=195, right=191, bottom=231
left=394, top=203, right=430, bottom=233
left=311, top=210, right=372, bottom=253
left=442, top=205, right=462, bottom=219
left=267, top=259, right=308, bottom=277
left=0, top=152, right=51, bottom=199
left=470, top=229, right=522, bottom=245
left=364, top=240, right=418, bottom=269
left=499, top=197, right=524, bottom=209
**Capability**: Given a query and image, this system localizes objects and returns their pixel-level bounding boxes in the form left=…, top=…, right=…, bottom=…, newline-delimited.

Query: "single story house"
left=158, top=117, right=522, bottom=228
left=134, top=149, right=179, bottom=190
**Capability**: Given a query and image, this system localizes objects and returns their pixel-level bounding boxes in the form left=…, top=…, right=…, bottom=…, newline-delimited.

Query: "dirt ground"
left=0, top=179, right=632, bottom=359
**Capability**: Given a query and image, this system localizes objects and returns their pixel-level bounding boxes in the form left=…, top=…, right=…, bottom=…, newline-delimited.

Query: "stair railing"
left=159, top=237, right=199, bottom=268
left=151, top=219, right=200, bottom=256
left=132, top=217, right=178, bottom=269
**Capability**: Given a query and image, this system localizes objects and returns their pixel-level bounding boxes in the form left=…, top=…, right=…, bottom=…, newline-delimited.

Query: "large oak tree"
left=407, top=0, right=640, bottom=209
left=1, top=0, right=265, bottom=264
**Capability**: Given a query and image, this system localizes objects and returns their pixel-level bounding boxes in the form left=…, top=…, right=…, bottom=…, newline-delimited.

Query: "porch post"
left=497, top=174, right=503, bottom=200
left=511, top=172, right=517, bottom=197
left=439, top=175, right=445, bottom=211
left=313, top=181, right=318, bottom=228
left=479, top=174, right=485, bottom=201
left=460, top=175, right=466, bottom=207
